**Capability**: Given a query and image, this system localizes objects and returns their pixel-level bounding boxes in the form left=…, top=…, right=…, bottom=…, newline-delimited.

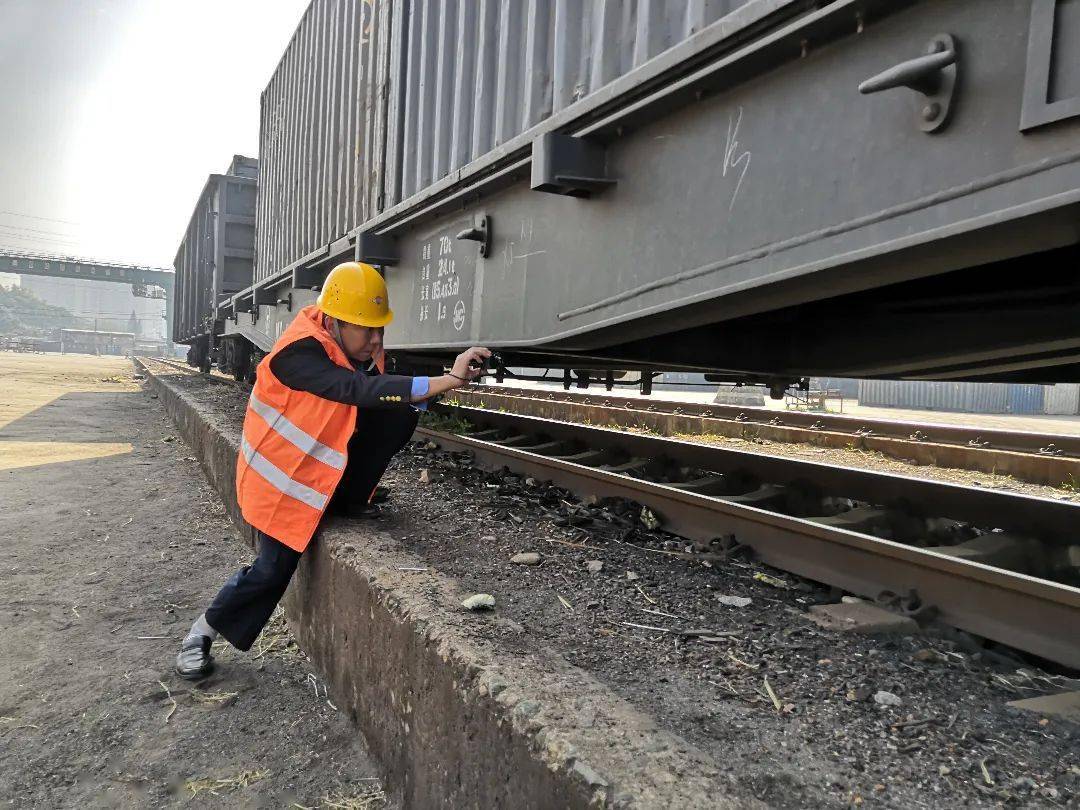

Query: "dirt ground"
left=152, top=367, right=1079, bottom=808
left=381, top=442, right=1079, bottom=809
left=0, top=353, right=390, bottom=809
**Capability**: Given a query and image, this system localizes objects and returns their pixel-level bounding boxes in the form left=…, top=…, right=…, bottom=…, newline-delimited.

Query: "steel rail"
left=453, top=386, right=1080, bottom=489
left=136, top=356, right=245, bottom=389
left=465, top=384, right=1080, bottom=458
left=418, top=405, right=1080, bottom=668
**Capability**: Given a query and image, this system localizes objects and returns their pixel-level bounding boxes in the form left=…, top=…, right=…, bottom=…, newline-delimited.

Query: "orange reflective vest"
left=235, top=305, right=385, bottom=552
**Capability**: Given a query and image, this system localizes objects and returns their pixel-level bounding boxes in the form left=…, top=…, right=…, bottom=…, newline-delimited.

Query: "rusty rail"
left=138, top=356, right=246, bottom=389
left=420, top=404, right=1080, bottom=669
left=455, top=385, right=1080, bottom=487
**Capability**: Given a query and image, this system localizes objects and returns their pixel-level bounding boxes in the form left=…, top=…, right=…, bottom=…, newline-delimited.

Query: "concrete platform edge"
left=135, top=362, right=737, bottom=810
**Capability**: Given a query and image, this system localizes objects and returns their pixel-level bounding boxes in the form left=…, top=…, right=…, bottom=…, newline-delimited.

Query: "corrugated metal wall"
left=810, top=377, right=860, bottom=398
left=1005, top=384, right=1045, bottom=415
left=174, top=172, right=257, bottom=343
left=228, top=155, right=260, bottom=180
left=381, top=0, right=752, bottom=210
left=255, top=0, right=373, bottom=282
left=254, top=0, right=756, bottom=281
left=856, top=380, right=1063, bottom=415
left=857, top=380, right=1010, bottom=414
left=1044, top=383, right=1080, bottom=415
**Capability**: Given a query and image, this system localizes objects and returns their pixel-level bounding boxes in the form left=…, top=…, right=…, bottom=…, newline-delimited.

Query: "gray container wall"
left=1044, top=383, right=1080, bottom=415
left=856, top=380, right=1010, bottom=414
left=381, top=0, right=755, bottom=211
left=254, top=0, right=373, bottom=283
left=227, top=155, right=260, bottom=179
left=173, top=168, right=258, bottom=343
left=810, top=377, right=860, bottom=398
left=654, top=371, right=711, bottom=391
left=254, top=0, right=756, bottom=282
left=1005, top=384, right=1045, bottom=415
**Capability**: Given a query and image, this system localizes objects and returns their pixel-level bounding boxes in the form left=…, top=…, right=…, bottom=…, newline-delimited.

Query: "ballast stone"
left=462, top=593, right=496, bottom=611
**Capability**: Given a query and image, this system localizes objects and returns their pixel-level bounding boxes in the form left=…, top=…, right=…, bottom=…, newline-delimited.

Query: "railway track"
left=136, top=358, right=1080, bottom=668
left=454, top=385, right=1080, bottom=488
left=139, top=356, right=247, bottom=388
left=420, top=403, right=1080, bottom=670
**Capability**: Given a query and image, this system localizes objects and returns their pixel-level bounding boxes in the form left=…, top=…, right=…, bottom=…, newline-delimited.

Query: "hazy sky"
left=0, top=0, right=310, bottom=269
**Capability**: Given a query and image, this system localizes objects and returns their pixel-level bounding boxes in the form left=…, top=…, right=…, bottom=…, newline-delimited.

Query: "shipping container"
left=857, top=380, right=1009, bottom=414
left=253, top=0, right=373, bottom=284
left=1044, top=383, right=1080, bottom=416
left=379, top=0, right=759, bottom=211
left=810, top=377, right=860, bottom=399
left=230, top=0, right=1080, bottom=386
left=1005, top=384, right=1045, bottom=416
left=253, top=0, right=760, bottom=284
left=173, top=159, right=258, bottom=353
left=654, top=371, right=711, bottom=391
left=227, top=155, right=260, bottom=180
left=371, top=0, right=1080, bottom=383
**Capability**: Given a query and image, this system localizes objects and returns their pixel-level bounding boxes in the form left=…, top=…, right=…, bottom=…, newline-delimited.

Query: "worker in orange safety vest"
left=176, top=261, right=489, bottom=678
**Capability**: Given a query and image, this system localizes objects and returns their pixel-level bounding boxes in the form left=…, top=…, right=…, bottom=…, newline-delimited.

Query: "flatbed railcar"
left=178, top=0, right=1080, bottom=390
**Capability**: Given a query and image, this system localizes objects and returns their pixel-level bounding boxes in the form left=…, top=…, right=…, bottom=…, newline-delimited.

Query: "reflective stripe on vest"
left=239, top=435, right=329, bottom=512
left=247, top=391, right=347, bottom=470
left=235, top=305, right=370, bottom=552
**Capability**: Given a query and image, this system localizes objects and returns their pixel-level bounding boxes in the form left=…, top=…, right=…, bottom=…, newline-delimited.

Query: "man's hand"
left=449, top=347, right=492, bottom=387
left=414, top=347, right=493, bottom=403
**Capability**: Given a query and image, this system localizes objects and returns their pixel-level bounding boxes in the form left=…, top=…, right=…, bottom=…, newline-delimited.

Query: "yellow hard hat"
left=317, top=261, right=393, bottom=328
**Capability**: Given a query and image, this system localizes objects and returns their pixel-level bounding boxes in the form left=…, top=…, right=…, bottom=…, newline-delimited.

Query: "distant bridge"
left=0, top=249, right=174, bottom=345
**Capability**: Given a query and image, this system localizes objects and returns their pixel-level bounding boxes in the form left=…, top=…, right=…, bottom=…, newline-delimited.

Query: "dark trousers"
left=205, top=406, right=419, bottom=651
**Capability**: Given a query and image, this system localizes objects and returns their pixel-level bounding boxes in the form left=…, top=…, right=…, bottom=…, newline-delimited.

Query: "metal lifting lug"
left=456, top=215, right=491, bottom=258
left=859, top=34, right=959, bottom=133
left=531, top=133, right=617, bottom=197
left=356, top=230, right=400, bottom=266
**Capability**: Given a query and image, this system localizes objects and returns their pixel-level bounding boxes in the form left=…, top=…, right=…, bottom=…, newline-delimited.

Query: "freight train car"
left=194, top=0, right=1079, bottom=391
left=173, top=156, right=258, bottom=376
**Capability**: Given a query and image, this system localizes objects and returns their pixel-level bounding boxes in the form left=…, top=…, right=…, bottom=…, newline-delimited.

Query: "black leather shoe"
left=342, top=501, right=380, bottom=519
left=175, top=635, right=215, bottom=679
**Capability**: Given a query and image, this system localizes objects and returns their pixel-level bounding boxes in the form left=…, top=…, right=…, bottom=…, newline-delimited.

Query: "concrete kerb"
left=135, top=361, right=743, bottom=809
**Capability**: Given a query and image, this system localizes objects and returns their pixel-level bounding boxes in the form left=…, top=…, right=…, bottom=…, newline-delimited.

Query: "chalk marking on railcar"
left=723, top=106, right=751, bottom=211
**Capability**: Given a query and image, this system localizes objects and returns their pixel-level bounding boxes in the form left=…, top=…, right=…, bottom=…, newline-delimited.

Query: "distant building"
left=59, top=329, right=136, bottom=356
left=19, top=275, right=165, bottom=340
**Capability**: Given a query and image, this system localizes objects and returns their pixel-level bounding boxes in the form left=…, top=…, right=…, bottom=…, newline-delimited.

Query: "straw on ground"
left=185, top=768, right=270, bottom=798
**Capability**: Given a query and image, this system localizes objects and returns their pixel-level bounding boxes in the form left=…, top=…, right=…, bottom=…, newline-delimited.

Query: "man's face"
left=337, top=321, right=383, bottom=361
